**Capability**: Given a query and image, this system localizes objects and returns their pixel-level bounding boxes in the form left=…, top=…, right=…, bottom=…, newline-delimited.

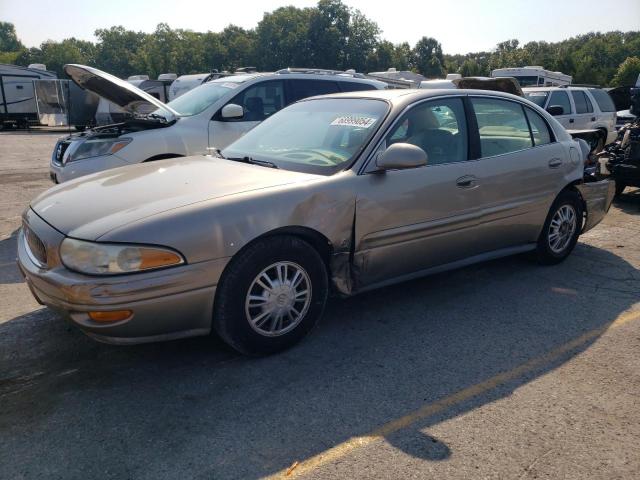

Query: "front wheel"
left=535, top=190, right=583, bottom=265
left=213, top=236, right=328, bottom=355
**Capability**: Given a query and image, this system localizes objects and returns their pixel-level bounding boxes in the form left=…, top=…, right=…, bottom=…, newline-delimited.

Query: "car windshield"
left=524, top=91, right=549, bottom=107
left=222, top=98, right=389, bottom=175
left=165, top=80, right=243, bottom=116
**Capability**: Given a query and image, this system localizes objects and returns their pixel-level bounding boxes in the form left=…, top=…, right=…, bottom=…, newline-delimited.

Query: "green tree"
left=307, top=0, right=350, bottom=69
left=0, top=21, right=24, bottom=52
left=255, top=6, right=313, bottom=71
left=413, top=36, right=444, bottom=77
left=343, top=8, right=380, bottom=71
left=94, top=26, right=147, bottom=78
left=612, top=56, right=640, bottom=86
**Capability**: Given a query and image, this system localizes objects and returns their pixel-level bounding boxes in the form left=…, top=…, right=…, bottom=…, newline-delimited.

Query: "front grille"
left=23, top=224, right=47, bottom=267
left=52, top=140, right=70, bottom=166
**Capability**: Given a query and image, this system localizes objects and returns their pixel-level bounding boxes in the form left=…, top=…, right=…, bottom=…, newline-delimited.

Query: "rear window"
left=571, top=91, right=593, bottom=114
left=339, top=82, right=378, bottom=92
left=289, top=80, right=341, bottom=102
left=588, top=89, right=616, bottom=112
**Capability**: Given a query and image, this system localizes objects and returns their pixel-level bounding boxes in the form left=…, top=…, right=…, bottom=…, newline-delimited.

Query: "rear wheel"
left=535, top=190, right=583, bottom=265
left=213, top=236, right=328, bottom=355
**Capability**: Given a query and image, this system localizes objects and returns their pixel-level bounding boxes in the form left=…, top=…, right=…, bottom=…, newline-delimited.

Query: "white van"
left=50, top=65, right=386, bottom=183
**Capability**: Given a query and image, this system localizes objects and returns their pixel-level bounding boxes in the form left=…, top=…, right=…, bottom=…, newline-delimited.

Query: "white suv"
left=523, top=86, right=617, bottom=147
left=50, top=65, right=386, bottom=183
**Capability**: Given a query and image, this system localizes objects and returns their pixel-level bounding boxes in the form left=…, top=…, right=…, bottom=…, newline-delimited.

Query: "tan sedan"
left=18, top=89, right=615, bottom=354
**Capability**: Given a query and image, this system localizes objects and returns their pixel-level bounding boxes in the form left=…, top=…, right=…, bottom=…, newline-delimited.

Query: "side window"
left=471, top=97, right=533, bottom=157
left=339, top=82, right=377, bottom=92
left=288, top=80, right=341, bottom=103
left=548, top=91, right=572, bottom=115
left=385, top=97, right=468, bottom=165
left=524, top=107, right=552, bottom=146
left=571, top=91, right=593, bottom=114
left=227, top=81, right=284, bottom=122
left=588, top=88, right=616, bottom=112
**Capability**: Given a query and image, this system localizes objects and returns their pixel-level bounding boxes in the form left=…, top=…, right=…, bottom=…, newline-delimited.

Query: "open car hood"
left=64, top=64, right=178, bottom=120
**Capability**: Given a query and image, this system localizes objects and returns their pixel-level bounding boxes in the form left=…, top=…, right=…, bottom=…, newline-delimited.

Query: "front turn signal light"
left=88, top=310, right=133, bottom=323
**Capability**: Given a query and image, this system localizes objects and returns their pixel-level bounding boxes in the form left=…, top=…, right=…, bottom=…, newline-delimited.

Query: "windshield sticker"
left=331, top=116, right=377, bottom=128
left=527, top=92, right=547, bottom=96
left=221, top=82, right=240, bottom=89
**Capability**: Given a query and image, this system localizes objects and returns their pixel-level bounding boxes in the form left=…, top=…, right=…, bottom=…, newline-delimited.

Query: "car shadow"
left=0, top=243, right=638, bottom=479
left=613, top=186, right=640, bottom=215
left=0, top=229, right=23, bottom=284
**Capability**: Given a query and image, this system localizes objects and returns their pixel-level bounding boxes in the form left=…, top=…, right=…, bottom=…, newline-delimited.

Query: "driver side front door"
left=208, top=80, right=285, bottom=150
left=353, top=97, right=486, bottom=288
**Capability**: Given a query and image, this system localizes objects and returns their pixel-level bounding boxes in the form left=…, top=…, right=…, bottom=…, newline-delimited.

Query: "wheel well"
left=214, top=227, right=335, bottom=304
left=560, top=181, right=587, bottom=224
left=143, top=153, right=184, bottom=162
left=258, top=227, right=334, bottom=268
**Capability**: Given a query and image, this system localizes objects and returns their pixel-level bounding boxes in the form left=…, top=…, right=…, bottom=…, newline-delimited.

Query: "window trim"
left=523, top=105, right=555, bottom=146
left=469, top=94, right=558, bottom=160
left=360, top=94, right=472, bottom=174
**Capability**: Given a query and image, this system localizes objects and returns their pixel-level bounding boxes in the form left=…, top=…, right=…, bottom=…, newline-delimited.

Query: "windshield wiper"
left=227, top=156, right=278, bottom=169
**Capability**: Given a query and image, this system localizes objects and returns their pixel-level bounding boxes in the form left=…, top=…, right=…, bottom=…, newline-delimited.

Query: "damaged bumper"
left=576, top=179, right=616, bottom=233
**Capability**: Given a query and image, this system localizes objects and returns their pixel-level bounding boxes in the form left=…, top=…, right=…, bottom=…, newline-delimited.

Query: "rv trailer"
left=0, top=63, right=57, bottom=128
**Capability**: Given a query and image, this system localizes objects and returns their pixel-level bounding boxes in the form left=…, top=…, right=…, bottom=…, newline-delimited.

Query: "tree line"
left=1, top=0, right=639, bottom=86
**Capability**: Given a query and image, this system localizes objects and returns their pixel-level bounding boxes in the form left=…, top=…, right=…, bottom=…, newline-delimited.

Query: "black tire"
left=535, top=190, right=583, bottom=265
left=213, top=235, right=328, bottom=355
left=614, top=180, right=626, bottom=197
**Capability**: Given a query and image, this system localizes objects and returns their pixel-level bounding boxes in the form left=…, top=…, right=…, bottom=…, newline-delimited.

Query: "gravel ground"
left=1, top=130, right=639, bottom=480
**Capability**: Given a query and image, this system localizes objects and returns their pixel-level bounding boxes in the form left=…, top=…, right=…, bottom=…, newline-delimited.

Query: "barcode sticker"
left=330, top=116, right=376, bottom=128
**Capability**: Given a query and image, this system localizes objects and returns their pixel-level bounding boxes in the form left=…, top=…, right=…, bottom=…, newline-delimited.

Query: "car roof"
left=523, top=86, right=591, bottom=92
left=223, top=71, right=386, bottom=87
left=300, top=88, right=528, bottom=106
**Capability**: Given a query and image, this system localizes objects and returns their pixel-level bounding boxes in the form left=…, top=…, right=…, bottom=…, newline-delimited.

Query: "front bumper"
left=50, top=153, right=129, bottom=183
left=17, top=209, right=228, bottom=344
left=576, top=179, right=616, bottom=233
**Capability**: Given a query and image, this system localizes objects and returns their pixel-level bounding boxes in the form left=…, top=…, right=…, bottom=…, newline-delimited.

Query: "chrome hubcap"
left=245, top=261, right=312, bottom=337
left=548, top=204, right=577, bottom=254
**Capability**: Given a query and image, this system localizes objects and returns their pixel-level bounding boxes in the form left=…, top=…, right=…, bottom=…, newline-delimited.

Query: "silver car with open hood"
left=20, top=89, right=615, bottom=355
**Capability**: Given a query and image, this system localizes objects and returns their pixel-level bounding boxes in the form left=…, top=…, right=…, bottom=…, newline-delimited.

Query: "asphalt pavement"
left=1, top=130, right=639, bottom=479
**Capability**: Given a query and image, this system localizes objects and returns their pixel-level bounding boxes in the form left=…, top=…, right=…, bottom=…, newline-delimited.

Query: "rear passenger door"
left=469, top=96, right=567, bottom=251
left=570, top=90, right=595, bottom=130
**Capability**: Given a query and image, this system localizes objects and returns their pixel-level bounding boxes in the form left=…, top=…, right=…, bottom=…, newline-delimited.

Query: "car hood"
left=31, top=157, right=319, bottom=240
left=64, top=64, right=179, bottom=121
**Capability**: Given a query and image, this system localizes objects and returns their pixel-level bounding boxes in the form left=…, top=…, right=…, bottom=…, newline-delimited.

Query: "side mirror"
left=546, top=105, right=564, bottom=116
left=221, top=103, right=244, bottom=119
left=376, top=143, right=428, bottom=171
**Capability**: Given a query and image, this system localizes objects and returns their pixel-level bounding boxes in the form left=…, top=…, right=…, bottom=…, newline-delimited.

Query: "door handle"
left=456, top=175, right=477, bottom=188
left=548, top=158, right=563, bottom=168
left=591, top=117, right=596, bottom=122
left=569, top=118, right=575, bottom=123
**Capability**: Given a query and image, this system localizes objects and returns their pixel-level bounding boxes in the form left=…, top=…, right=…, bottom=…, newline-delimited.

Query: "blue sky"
left=1, top=0, right=639, bottom=54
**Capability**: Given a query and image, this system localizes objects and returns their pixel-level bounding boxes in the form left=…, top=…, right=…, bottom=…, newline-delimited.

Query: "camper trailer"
left=95, top=73, right=177, bottom=125
left=168, top=72, right=225, bottom=101
left=0, top=63, right=57, bottom=128
left=491, top=66, right=572, bottom=87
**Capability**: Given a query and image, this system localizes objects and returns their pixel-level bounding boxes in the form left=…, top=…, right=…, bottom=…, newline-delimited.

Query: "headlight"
left=66, top=138, right=131, bottom=163
left=60, top=238, right=184, bottom=275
